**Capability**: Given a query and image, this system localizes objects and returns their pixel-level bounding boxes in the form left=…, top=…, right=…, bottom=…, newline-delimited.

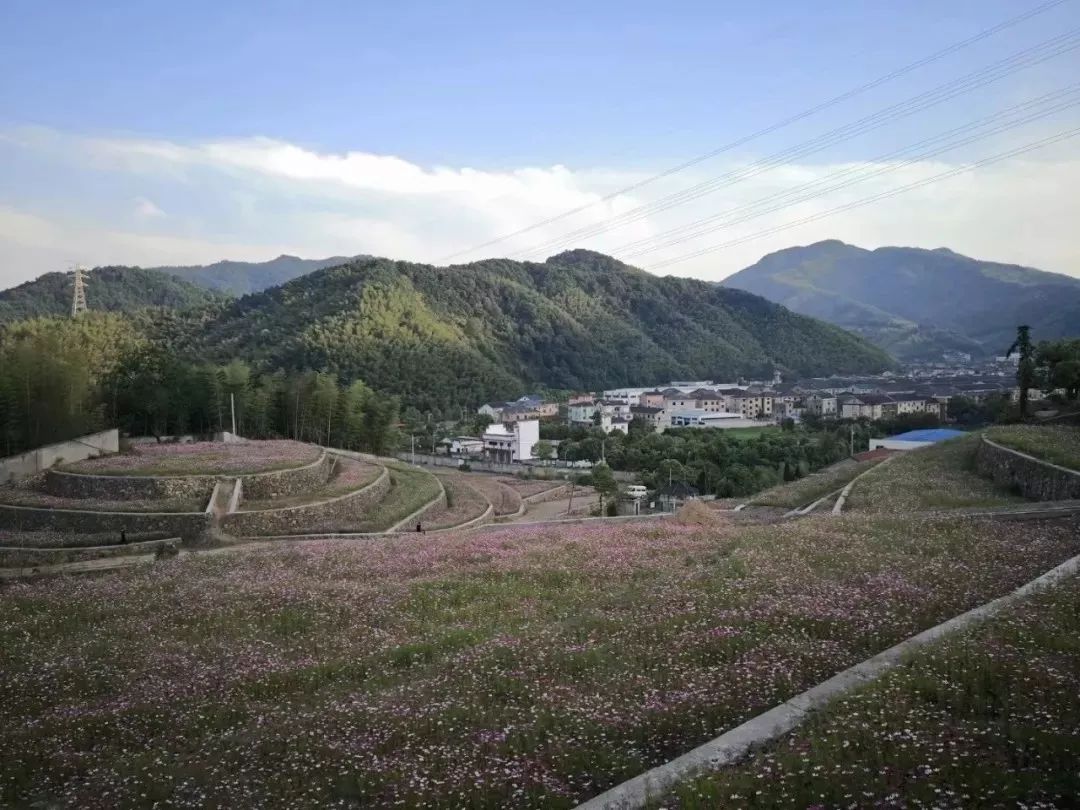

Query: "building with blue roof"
left=869, top=428, right=968, bottom=451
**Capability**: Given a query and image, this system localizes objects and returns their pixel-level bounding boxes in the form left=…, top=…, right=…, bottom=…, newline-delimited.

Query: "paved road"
left=509, top=493, right=600, bottom=523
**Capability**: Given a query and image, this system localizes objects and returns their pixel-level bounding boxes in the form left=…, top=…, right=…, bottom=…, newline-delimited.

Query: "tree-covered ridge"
left=722, top=240, right=1080, bottom=360
left=187, top=250, right=892, bottom=412
left=0, top=266, right=226, bottom=325
left=150, top=253, right=369, bottom=296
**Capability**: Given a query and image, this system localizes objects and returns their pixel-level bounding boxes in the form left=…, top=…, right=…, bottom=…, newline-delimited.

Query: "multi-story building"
left=482, top=419, right=540, bottom=463
left=479, top=395, right=557, bottom=422
left=726, top=390, right=775, bottom=419
left=630, top=405, right=668, bottom=431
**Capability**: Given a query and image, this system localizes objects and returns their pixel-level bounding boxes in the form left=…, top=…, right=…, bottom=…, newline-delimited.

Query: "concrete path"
left=508, top=493, right=600, bottom=523
left=575, top=544, right=1080, bottom=809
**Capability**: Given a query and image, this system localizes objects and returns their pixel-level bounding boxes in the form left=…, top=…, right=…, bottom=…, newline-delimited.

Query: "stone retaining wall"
left=222, top=466, right=390, bottom=536
left=0, top=504, right=210, bottom=542
left=975, top=436, right=1080, bottom=502
left=240, top=452, right=333, bottom=500
left=2, top=429, right=120, bottom=484
left=44, top=451, right=331, bottom=502
left=0, top=536, right=179, bottom=568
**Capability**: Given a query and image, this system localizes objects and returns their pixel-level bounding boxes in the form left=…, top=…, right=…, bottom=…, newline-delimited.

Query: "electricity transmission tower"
left=70, top=264, right=88, bottom=317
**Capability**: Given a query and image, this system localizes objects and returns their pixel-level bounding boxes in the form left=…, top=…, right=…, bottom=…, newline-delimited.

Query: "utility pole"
left=850, top=424, right=855, bottom=457
left=411, top=434, right=416, bottom=466
left=230, top=393, right=237, bottom=437
left=70, top=264, right=88, bottom=317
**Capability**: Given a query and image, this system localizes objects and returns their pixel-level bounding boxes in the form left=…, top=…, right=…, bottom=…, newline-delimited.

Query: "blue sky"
left=1, top=0, right=1079, bottom=285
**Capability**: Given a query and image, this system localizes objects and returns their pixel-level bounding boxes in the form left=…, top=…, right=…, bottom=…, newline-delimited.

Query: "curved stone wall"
left=975, top=436, right=1080, bottom=502
left=45, top=469, right=216, bottom=501
left=0, top=536, right=180, bottom=568
left=240, top=452, right=333, bottom=500
left=0, top=504, right=210, bottom=542
left=44, top=451, right=332, bottom=502
left=222, top=466, right=390, bottom=536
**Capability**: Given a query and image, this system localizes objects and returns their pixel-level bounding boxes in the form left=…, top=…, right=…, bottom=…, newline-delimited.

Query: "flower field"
left=750, top=457, right=882, bottom=509
left=0, top=485, right=205, bottom=513
left=845, top=436, right=1024, bottom=514
left=2, top=513, right=1079, bottom=807
left=987, top=424, right=1080, bottom=471
left=66, top=440, right=322, bottom=476
left=665, top=572, right=1080, bottom=808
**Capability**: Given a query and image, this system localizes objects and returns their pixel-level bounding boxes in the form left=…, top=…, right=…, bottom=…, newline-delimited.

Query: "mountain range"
left=721, top=240, right=1080, bottom=361
left=0, top=251, right=891, bottom=412
left=149, top=253, right=369, bottom=296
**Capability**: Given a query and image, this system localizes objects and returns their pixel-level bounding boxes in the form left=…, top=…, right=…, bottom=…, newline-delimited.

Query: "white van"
left=625, top=485, right=648, bottom=499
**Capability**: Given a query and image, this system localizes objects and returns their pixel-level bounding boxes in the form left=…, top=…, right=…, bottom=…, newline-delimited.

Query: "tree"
left=1006, top=325, right=1036, bottom=417
left=533, top=440, right=555, bottom=462
left=590, top=462, right=619, bottom=515
left=1036, top=338, right=1080, bottom=401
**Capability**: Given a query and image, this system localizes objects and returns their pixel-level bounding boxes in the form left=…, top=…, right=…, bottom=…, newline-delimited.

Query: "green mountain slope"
left=151, top=253, right=369, bottom=295
left=721, top=240, right=1080, bottom=360
left=182, top=250, right=892, bottom=411
left=0, top=266, right=224, bottom=325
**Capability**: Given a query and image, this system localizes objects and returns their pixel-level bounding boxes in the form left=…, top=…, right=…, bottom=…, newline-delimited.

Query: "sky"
left=1, top=0, right=1079, bottom=288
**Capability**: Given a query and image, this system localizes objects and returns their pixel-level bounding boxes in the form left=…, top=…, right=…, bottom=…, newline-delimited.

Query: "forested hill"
left=182, top=250, right=893, bottom=412
left=150, top=253, right=369, bottom=295
left=0, top=266, right=224, bottom=325
left=721, top=240, right=1080, bottom=361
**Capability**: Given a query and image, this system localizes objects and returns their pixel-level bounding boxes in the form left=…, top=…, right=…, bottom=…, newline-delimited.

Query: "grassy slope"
left=846, top=436, right=1024, bottom=513
left=668, top=572, right=1080, bottom=808
left=3, top=514, right=1079, bottom=807
left=751, top=457, right=881, bottom=509
left=987, top=424, right=1080, bottom=472
left=348, top=463, right=442, bottom=532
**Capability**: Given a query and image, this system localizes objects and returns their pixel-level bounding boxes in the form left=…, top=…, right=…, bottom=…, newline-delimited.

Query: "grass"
left=0, top=488, right=204, bottom=513
left=987, top=424, right=1080, bottom=472
left=665, top=572, right=1080, bottom=808
left=2, top=512, right=1078, bottom=807
left=65, top=440, right=321, bottom=477
left=426, top=476, right=490, bottom=529
left=750, top=457, right=882, bottom=509
left=349, top=463, right=442, bottom=532
left=721, top=426, right=778, bottom=441
left=846, top=435, right=1025, bottom=513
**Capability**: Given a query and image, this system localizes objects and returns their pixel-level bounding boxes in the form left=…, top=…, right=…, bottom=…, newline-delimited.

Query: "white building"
left=482, top=419, right=540, bottom=463
left=667, top=409, right=760, bottom=429
left=439, top=436, right=484, bottom=455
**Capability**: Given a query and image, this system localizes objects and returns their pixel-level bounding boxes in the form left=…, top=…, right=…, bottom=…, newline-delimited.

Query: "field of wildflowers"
left=66, top=440, right=321, bottom=476
left=750, top=458, right=881, bottom=509
left=2, top=512, right=1078, bottom=807
left=0, top=484, right=204, bottom=513
left=987, top=424, right=1080, bottom=471
left=665, top=572, right=1080, bottom=808
left=846, top=436, right=1024, bottom=514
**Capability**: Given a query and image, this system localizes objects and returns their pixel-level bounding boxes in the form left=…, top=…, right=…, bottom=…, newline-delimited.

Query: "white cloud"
left=133, top=196, right=166, bottom=219
left=1, top=125, right=1078, bottom=287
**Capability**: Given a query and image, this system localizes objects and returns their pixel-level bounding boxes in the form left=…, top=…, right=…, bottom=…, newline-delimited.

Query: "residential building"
left=478, top=395, right=556, bottom=422
left=568, top=400, right=632, bottom=434
left=638, top=390, right=666, bottom=408
left=630, top=405, right=668, bottom=431
left=726, top=390, right=774, bottom=419
left=439, top=436, right=484, bottom=456
left=482, top=419, right=540, bottom=463
left=805, top=395, right=838, bottom=417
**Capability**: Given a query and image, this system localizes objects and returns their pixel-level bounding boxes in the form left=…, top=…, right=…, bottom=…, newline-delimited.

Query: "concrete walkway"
left=575, top=543, right=1080, bottom=809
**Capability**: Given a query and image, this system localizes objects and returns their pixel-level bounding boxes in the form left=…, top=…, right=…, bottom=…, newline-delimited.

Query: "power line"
left=512, top=31, right=1080, bottom=259
left=646, top=126, right=1080, bottom=271
left=439, top=0, right=1072, bottom=261
left=616, top=85, right=1080, bottom=259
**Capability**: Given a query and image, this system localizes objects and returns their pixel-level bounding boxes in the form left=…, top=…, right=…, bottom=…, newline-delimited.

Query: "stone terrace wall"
left=975, top=436, right=1080, bottom=502
left=240, top=452, right=332, bottom=500
left=0, top=504, right=210, bottom=543
left=45, top=469, right=217, bottom=501
left=223, top=466, right=390, bottom=536
left=44, top=450, right=331, bottom=502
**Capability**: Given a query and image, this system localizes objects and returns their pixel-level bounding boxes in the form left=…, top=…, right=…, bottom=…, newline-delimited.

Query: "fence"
left=0, top=429, right=119, bottom=484
left=394, top=452, right=639, bottom=482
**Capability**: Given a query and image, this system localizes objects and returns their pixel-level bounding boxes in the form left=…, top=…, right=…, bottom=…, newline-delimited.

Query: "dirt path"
left=510, top=493, right=600, bottom=522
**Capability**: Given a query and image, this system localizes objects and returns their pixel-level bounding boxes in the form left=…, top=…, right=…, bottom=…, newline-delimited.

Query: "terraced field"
left=65, top=440, right=321, bottom=476
left=239, top=457, right=382, bottom=511
left=3, top=512, right=1078, bottom=807
left=350, top=464, right=443, bottom=533
left=846, top=435, right=1024, bottom=513
left=665, top=571, right=1080, bottom=808
left=751, top=457, right=882, bottom=509
left=987, top=424, right=1080, bottom=470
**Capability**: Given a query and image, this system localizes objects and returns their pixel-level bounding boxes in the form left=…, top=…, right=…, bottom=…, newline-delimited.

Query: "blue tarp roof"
left=889, top=428, right=967, bottom=442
